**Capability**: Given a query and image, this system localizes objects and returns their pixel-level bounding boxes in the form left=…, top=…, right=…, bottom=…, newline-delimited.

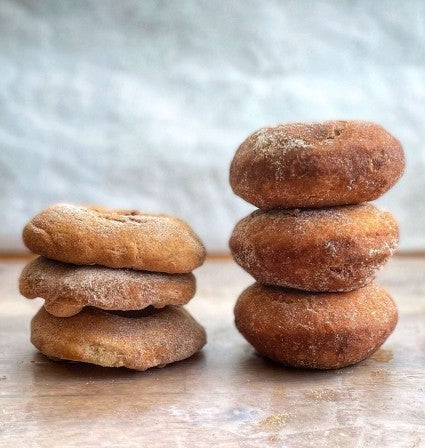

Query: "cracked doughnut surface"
left=230, top=120, right=405, bottom=209
left=19, top=257, right=196, bottom=317
left=23, top=204, right=206, bottom=273
left=229, top=203, right=399, bottom=292
left=234, top=282, right=397, bottom=369
left=31, top=306, right=207, bottom=371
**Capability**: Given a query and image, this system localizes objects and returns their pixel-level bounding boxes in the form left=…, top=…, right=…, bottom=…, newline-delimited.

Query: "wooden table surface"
left=1, top=257, right=424, bottom=448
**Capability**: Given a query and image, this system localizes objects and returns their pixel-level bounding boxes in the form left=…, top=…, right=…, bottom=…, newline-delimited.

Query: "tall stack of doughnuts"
left=19, top=204, right=207, bottom=371
left=229, top=121, right=405, bottom=369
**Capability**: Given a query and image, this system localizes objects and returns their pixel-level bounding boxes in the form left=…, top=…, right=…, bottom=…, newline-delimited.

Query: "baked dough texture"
left=20, top=257, right=196, bottom=317
left=230, top=120, right=405, bottom=209
left=23, top=204, right=206, bottom=273
left=234, top=282, right=397, bottom=369
left=229, top=203, right=398, bottom=292
left=31, top=306, right=207, bottom=371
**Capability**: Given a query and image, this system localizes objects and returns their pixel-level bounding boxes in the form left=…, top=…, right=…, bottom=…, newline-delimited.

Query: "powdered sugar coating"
left=234, top=282, right=398, bottom=369
left=229, top=203, right=399, bottom=291
left=252, top=126, right=313, bottom=154
left=23, top=204, right=206, bottom=273
left=230, top=120, right=405, bottom=209
left=20, top=257, right=196, bottom=317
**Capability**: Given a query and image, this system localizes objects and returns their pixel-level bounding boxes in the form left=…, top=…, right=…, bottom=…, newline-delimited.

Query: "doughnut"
left=230, top=120, right=405, bottom=209
left=31, top=306, right=207, bottom=371
left=234, top=282, right=397, bottom=369
left=229, top=203, right=398, bottom=292
left=19, top=257, right=196, bottom=317
left=23, top=204, right=206, bottom=273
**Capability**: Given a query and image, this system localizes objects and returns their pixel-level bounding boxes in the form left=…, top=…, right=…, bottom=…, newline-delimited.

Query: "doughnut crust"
left=19, top=257, right=196, bottom=317
left=31, top=306, right=207, bottom=371
left=230, top=120, right=405, bottom=209
left=229, top=203, right=398, bottom=292
left=23, top=204, right=206, bottom=273
left=234, top=282, right=397, bottom=369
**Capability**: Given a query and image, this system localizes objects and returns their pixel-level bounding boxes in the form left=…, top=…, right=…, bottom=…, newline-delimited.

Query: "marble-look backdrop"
left=0, top=0, right=424, bottom=252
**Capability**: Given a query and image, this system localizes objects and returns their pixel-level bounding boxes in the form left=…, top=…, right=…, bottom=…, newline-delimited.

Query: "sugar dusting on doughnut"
left=253, top=126, right=313, bottom=154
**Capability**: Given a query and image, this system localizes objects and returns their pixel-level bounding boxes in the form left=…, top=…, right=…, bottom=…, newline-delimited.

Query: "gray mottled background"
left=0, top=0, right=424, bottom=252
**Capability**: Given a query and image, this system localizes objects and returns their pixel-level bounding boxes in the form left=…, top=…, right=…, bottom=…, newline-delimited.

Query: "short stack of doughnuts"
left=19, top=204, right=207, bottom=371
left=229, top=120, right=405, bottom=369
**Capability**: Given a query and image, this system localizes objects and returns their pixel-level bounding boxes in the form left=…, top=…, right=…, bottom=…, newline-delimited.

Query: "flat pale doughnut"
left=234, top=282, right=397, bottom=370
left=31, top=306, right=207, bottom=371
left=230, top=120, right=405, bottom=209
left=230, top=203, right=398, bottom=292
left=23, top=204, right=206, bottom=273
left=19, top=257, right=196, bottom=317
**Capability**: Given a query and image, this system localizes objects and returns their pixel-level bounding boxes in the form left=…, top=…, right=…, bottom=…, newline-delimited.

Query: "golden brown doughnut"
left=229, top=203, right=398, bottom=292
left=19, top=257, right=196, bottom=317
left=23, top=204, right=206, bottom=273
left=234, top=282, right=397, bottom=369
left=31, top=306, right=206, bottom=371
left=230, top=120, right=405, bottom=209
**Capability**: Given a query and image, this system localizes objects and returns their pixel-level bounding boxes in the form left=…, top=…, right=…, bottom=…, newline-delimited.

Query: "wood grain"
left=0, top=257, right=424, bottom=447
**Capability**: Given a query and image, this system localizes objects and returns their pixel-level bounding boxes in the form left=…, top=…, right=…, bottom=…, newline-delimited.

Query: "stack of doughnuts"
left=229, top=120, right=405, bottom=369
left=19, top=204, right=207, bottom=371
